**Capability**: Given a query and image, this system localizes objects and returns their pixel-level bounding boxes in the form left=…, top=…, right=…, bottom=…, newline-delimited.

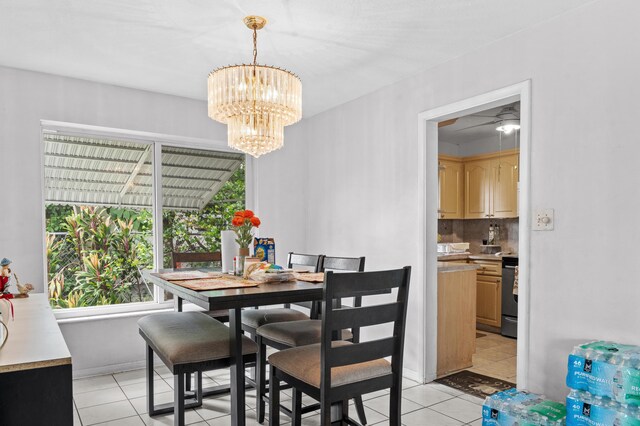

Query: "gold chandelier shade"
left=207, top=16, right=302, bottom=158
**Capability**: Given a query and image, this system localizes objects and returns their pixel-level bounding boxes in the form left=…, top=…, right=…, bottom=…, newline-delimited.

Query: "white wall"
left=290, top=0, right=640, bottom=400
left=251, top=123, right=310, bottom=264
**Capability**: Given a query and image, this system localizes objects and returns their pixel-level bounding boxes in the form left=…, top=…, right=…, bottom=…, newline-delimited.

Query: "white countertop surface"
left=0, top=294, right=72, bottom=373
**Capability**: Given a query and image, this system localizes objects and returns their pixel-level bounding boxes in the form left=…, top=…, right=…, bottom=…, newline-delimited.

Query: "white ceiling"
left=0, top=0, right=592, bottom=117
left=439, top=102, right=520, bottom=144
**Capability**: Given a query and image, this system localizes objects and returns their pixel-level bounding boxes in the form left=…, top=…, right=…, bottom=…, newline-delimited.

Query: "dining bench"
left=138, top=311, right=258, bottom=426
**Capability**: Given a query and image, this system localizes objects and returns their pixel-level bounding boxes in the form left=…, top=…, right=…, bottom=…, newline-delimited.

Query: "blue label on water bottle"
left=567, top=354, right=617, bottom=397
left=482, top=405, right=519, bottom=426
left=566, top=394, right=618, bottom=426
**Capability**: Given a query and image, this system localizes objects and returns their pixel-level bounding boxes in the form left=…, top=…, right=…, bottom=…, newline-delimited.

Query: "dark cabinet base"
left=0, top=364, right=73, bottom=426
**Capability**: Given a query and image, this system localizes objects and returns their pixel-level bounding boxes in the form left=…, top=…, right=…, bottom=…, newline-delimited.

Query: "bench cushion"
left=256, top=320, right=353, bottom=348
left=241, top=308, right=309, bottom=329
left=138, top=312, right=257, bottom=368
left=268, top=341, right=391, bottom=388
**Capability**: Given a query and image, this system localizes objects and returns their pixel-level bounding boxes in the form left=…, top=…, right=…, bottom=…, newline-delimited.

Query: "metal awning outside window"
left=44, top=133, right=244, bottom=210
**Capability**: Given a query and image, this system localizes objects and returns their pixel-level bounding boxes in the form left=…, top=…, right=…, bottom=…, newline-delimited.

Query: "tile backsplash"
left=438, top=218, right=519, bottom=254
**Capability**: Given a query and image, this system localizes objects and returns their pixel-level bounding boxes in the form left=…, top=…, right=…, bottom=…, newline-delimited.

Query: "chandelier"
left=208, top=16, right=302, bottom=158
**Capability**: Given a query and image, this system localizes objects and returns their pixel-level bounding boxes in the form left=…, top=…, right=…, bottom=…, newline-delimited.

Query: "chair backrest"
left=172, top=252, right=222, bottom=269
left=320, top=256, right=365, bottom=273
left=285, top=252, right=323, bottom=311
left=287, top=252, right=322, bottom=272
left=320, top=267, right=411, bottom=393
left=317, top=256, right=366, bottom=329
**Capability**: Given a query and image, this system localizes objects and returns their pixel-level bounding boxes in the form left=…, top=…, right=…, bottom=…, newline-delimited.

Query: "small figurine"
left=0, top=258, right=14, bottom=321
left=0, top=258, right=12, bottom=295
left=14, top=274, right=34, bottom=298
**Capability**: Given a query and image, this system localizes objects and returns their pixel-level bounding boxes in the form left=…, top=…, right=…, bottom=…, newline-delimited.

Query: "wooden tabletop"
left=144, top=269, right=325, bottom=310
left=0, top=294, right=72, bottom=373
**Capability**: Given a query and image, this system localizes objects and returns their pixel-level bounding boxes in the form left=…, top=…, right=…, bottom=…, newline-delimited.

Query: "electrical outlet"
left=534, top=209, right=554, bottom=231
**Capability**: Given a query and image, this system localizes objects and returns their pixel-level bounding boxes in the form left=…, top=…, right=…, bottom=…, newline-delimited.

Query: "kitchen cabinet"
left=491, top=153, right=519, bottom=218
left=464, top=151, right=519, bottom=219
left=437, top=265, right=477, bottom=377
left=464, top=159, right=491, bottom=219
left=471, top=259, right=502, bottom=327
left=438, top=157, right=464, bottom=219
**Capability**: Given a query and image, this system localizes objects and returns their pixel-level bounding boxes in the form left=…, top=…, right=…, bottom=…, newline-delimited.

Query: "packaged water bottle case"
left=482, top=389, right=567, bottom=426
left=566, top=341, right=640, bottom=404
left=566, top=341, right=640, bottom=426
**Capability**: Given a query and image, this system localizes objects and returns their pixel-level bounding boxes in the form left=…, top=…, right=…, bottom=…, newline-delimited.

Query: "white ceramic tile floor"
left=468, top=332, right=517, bottom=383
left=73, top=367, right=485, bottom=425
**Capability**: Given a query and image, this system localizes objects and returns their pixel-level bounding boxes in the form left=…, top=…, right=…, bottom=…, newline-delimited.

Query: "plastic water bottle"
left=614, top=354, right=632, bottom=400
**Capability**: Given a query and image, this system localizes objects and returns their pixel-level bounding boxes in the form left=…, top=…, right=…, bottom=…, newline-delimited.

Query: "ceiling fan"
left=439, top=104, right=521, bottom=134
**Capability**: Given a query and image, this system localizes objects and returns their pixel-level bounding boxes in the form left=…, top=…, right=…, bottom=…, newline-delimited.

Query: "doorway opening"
left=417, top=81, right=532, bottom=391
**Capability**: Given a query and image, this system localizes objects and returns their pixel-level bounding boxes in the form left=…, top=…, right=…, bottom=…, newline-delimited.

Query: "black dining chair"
left=241, top=253, right=322, bottom=393
left=267, top=266, right=412, bottom=426
left=254, top=256, right=368, bottom=424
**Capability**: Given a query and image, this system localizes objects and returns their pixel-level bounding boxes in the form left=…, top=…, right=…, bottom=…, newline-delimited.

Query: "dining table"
left=143, top=268, right=326, bottom=426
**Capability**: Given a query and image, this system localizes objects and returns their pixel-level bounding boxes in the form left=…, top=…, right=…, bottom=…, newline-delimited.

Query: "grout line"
left=73, top=398, right=83, bottom=426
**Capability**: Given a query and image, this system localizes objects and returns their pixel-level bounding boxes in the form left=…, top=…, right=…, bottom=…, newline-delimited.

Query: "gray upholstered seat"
left=256, top=320, right=353, bottom=348
left=138, top=312, right=257, bottom=370
left=241, top=308, right=309, bottom=329
left=267, top=341, right=391, bottom=388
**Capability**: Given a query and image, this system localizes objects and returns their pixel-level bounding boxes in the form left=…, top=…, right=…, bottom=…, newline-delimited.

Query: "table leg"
left=229, top=307, right=245, bottom=426
left=174, top=296, right=183, bottom=312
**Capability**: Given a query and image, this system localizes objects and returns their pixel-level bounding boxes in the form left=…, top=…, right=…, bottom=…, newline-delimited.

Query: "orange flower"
left=234, top=211, right=243, bottom=217
left=243, top=210, right=254, bottom=219
left=250, top=216, right=261, bottom=227
left=231, top=216, right=245, bottom=227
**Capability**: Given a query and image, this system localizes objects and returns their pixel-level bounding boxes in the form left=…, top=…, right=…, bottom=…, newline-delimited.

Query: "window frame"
left=41, top=120, right=255, bottom=320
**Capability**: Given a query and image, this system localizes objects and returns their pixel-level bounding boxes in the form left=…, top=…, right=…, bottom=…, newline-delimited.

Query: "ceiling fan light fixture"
left=207, top=16, right=302, bottom=158
left=496, top=119, right=521, bottom=134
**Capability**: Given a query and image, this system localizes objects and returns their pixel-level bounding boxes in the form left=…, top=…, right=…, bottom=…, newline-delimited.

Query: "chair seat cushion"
left=241, top=308, right=309, bottom=329
left=138, top=312, right=257, bottom=368
left=256, top=320, right=353, bottom=348
left=267, top=341, right=391, bottom=388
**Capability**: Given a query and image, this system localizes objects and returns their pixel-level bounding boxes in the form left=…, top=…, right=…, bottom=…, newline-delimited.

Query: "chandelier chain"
left=252, top=26, right=258, bottom=66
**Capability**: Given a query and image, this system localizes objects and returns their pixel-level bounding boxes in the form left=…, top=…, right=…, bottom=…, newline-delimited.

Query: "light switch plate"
left=534, top=209, right=554, bottom=231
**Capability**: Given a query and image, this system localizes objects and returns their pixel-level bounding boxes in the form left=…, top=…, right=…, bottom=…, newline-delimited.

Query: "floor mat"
left=435, top=370, right=515, bottom=399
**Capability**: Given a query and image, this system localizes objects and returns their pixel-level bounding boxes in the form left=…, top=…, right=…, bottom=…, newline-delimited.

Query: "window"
left=160, top=146, right=245, bottom=301
left=43, top=130, right=246, bottom=310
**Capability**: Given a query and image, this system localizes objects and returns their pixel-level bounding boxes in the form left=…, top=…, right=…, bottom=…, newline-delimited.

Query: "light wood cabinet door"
left=439, top=159, right=464, bottom=219
left=476, top=275, right=502, bottom=327
left=464, top=159, right=491, bottom=219
left=437, top=269, right=477, bottom=377
left=491, top=154, right=519, bottom=218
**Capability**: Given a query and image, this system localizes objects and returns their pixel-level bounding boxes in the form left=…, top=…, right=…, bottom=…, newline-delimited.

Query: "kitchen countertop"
left=436, top=253, right=471, bottom=261
left=437, top=261, right=480, bottom=273
left=437, top=253, right=515, bottom=261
